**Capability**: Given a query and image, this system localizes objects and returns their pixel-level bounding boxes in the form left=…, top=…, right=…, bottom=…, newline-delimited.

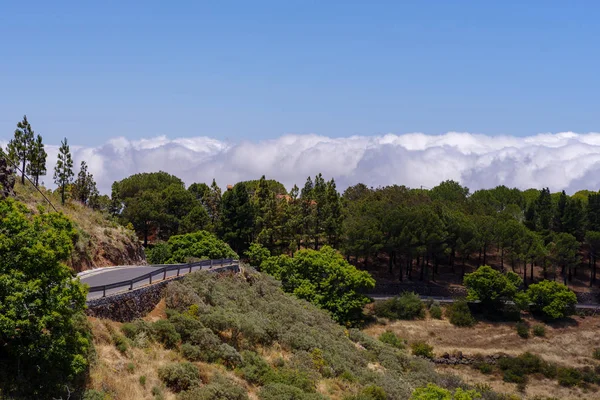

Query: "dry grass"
left=363, top=313, right=600, bottom=399
left=13, top=182, right=145, bottom=270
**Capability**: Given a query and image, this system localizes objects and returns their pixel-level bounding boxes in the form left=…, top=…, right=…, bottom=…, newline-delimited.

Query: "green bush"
left=593, top=348, right=600, bottom=360
left=557, top=367, right=582, bottom=387
left=477, top=362, right=493, bottom=374
left=447, top=300, right=476, bottom=327
left=151, top=320, right=181, bottom=349
left=411, top=341, right=434, bottom=359
left=147, top=242, right=172, bottom=264
left=372, top=292, right=425, bottom=320
left=360, top=385, right=387, bottom=400
left=532, top=324, right=546, bottom=337
left=378, top=331, right=405, bottom=349
left=126, top=362, right=135, bottom=374
left=165, top=230, right=238, bottom=263
left=429, top=304, right=443, bottom=319
left=113, top=334, right=129, bottom=354
left=410, top=383, right=481, bottom=400
left=178, top=377, right=249, bottom=400
left=258, top=383, right=326, bottom=400
left=158, top=362, right=201, bottom=392
left=525, top=280, right=577, bottom=320
left=464, top=265, right=522, bottom=307
left=497, top=352, right=546, bottom=384
left=181, top=343, right=204, bottom=362
left=82, top=390, right=107, bottom=400
left=216, top=343, right=243, bottom=368
left=165, top=282, right=204, bottom=312
left=515, top=322, right=529, bottom=338
left=238, top=351, right=273, bottom=385
left=139, top=375, right=147, bottom=387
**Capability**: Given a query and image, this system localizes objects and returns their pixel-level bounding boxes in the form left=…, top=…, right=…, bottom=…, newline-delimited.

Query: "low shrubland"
left=372, top=292, right=425, bottom=320
left=113, top=270, right=477, bottom=399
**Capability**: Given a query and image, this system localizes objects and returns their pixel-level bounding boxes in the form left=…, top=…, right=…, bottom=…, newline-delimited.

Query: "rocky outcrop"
left=0, top=158, right=15, bottom=198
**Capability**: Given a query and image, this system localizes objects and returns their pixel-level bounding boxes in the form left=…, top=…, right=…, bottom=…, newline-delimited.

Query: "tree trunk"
left=500, top=248, right=504, bottom=270
left=420, top=255, right=425, bottom=281
left=21, top=158, right=26, bottom=185
left=483, top=243, right=488, bottom=265
left=530, top=261, right=534, bottom=283
left=523, top=260, right=527, bottom=286
left=397, top=253, right=403, bottom=281
left=478, top=248, right=482, bottom=266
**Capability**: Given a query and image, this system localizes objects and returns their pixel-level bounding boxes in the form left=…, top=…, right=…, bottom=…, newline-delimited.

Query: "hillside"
left=13, top=182, right=145, bottom=271
left=84, top=270, right=494, bottom=400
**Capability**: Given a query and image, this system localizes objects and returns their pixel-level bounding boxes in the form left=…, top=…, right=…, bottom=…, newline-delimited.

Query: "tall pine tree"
left=73, top=161, right=98, bottom=205
left=53, top=138, right=74, bottom=205
left=7, top=115, right=34, bottom=184
left=26, top=134, right=47, bottom=187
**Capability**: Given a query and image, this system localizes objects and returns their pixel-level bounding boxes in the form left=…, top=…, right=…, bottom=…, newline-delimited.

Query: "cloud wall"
left=16, top=132, right=600, bottom=194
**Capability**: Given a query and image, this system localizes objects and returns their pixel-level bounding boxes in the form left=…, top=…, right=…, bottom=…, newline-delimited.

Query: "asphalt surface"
left=78, top=263, right=231, bottom=300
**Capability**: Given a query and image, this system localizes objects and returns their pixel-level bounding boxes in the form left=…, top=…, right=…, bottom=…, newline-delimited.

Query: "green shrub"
left=464, top=265, right=522, bottom=308
left=378, top=331, right=405, bottom=349
left=360, top=385, right=386, bottom=400
left=181, top=343, right=204, bottom=362
left=121, top=322, right=138, bottom=340
left=515, top=321, right=529, bottom=338
left=447, top=300, right=476, bottom=327
left=593, top=348, right=600, bottom=360
left=151, top=320, right=181, bottom=349
left=410, top=384, right=481, bottom=400
left=147, top=242, right=172, bottom=264
left=82, top=390, right=107, bottom=400
left=158, top=362, right=201, bottom=392
left=372, top=292, right=425, bottom=320
left=411, top=341, right=434, bottom=359
left=429, top=304, right=443, bottom=319
left=126, top=362, right=135, bottom=374
left=152, top=386, right=164, bottom=400
left=113, top=334, right=129, bottom=354
left=477, top=363, right=494, bottom=374
left=258, top=383, right=326, bottom=400
left=178, top=377, right=249, bottom=400
left=238, top=351, right=273, bottom=385
left=165, top=281, right=204, bottom=312
left=557, top=367, right=582, bottom=387
left=216, top=343, right=243, bottom=368
left=532, top=324, right=546, bottom=337
left=139, top=375, right=146, bottom=387
left=525, top=280, right=577, bottom=320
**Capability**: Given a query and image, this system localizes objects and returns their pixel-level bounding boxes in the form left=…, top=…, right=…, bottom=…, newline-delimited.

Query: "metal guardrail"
left=86, top=258, right=239, bottom=298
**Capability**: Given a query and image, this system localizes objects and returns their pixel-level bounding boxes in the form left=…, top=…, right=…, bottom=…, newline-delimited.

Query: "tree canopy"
left=0, top=199, right=91, bottom=397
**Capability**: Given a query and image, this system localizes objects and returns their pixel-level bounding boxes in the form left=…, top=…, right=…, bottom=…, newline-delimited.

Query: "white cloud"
left=12, top=131, right=600, bottom=194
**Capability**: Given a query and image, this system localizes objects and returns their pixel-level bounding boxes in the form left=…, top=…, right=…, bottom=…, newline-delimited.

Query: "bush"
left=178, top=378, right=249, bottom=400
left=258, top=383, right=326, bottom=400
left=378, top=331, right=405, bottom=349
left=525, top=280, right=577, bottom=320
left=113, top=334, right=129, bottom=354
left=464, top=265, right=522, bottom=307
left=477, top=363, right=494, bottom=374
left=497, top=352, right=546, bottom=384
left=165, top=282, right=204, bottom=312
left=410, top=384, right=481, bottom=400
left=557, top=367, right=582, bottom=387
left=360, top=385, right=386, bottom=400
left=82, top=390, right=107, bottom=400
left=429, top=304, right=443, bottom=319
left=532, top=324, right=546, bottom=337
left=147, top=242, right=172, bottom=264
left=447, top=300, right=476, bottom=327
left=593, top=348, right=600, bottom=360
left=372, top=292, right=425, bottom=320
left=158, top=362, right=201, bottom=392
left=515, top=322, right=529, bottom=338
left=239, top=351, right=273, bottom=385
left=411, top=341, right=434, bottom=359
left=216, top=343, right=243, bottom=368
left=139, top=375, right=146, bottom=387
left=181, top=343, right=204, bottom=362
left=165, top=230, right=238, bottom=263
left=151, top=320, right=181, bottom=349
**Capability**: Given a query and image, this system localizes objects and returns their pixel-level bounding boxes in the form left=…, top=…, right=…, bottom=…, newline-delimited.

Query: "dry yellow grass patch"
left=364, top=315, right=600, bottom=368
left=363, top=314, right=600, bottom=399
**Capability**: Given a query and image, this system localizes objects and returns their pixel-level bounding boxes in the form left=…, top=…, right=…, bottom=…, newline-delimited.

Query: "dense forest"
left=106, top=170, right=600, bottom=291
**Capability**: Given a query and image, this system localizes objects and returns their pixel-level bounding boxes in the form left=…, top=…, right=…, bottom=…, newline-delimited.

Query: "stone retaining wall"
left=86, top=264, right=240, bottom=322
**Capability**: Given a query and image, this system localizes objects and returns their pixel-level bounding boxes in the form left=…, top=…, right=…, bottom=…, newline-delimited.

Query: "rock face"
left=0, top=158, right=15, bottom=198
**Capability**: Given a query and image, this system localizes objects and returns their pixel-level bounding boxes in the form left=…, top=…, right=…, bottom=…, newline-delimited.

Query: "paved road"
left=78, top=262, right=233, bottom=300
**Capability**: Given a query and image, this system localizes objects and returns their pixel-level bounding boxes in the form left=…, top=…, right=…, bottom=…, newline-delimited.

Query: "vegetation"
left=464, top=266, right=521, bottom=308
left=522, top=280, right=577, bottom=319
left=532, top=324, right=546, bottom=337
left=446, top=300, right=477, bottom=327
left=259, top=246, right=375, bottom=324
left=515, top=321, right=529, bottom=339
left=411, top=341, right=434, bottom=359
left=410, top=384, right=480, bottom=400
left=372, top=292, right=425, bottom=320
left=0, top=198, right=91, bottom=398
left=152, top=230, right=238, bottom=264
left=378, top=331, right=406, bottom=349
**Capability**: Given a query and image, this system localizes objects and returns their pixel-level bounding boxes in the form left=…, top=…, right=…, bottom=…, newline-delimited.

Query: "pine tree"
left=7, top=115, right=34, bottom=185
left=73, top=161, right=98, bottom=205
left=206, top=179, right=222, bottom=230
left=26, top=134, right=47, bottom=187
left=53, top=138, right=74, bottom=205
left=324, top=178, right=342, bottom=248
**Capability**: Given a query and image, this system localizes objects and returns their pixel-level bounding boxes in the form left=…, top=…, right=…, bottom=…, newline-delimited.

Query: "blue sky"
left=1, top=1, right=599, bottom=146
